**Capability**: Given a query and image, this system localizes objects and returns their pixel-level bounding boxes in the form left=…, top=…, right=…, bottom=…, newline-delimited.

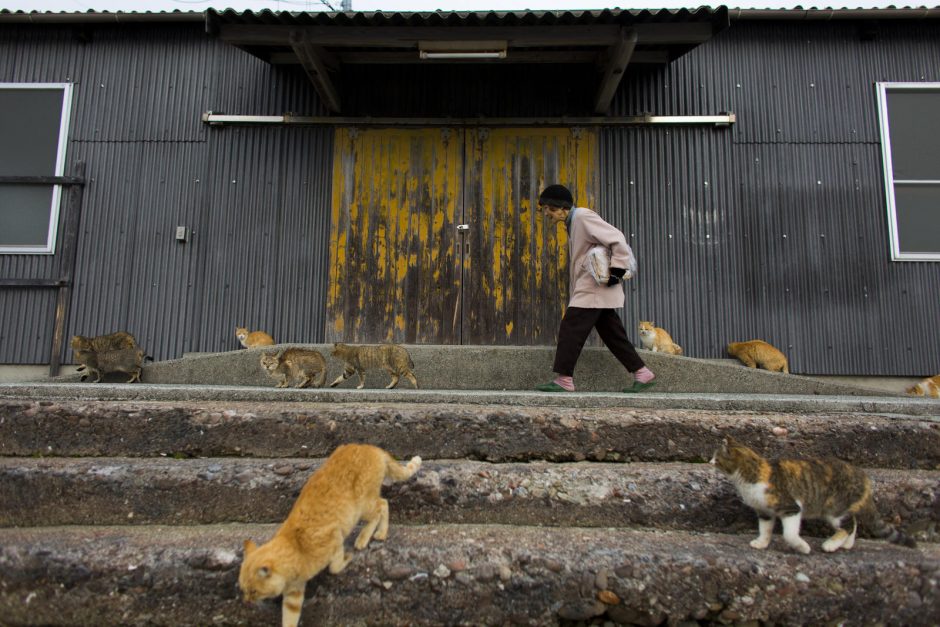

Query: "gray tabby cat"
left=260, top=348, right=327, bottom=388
left=329, top=343, right=418, bottom=389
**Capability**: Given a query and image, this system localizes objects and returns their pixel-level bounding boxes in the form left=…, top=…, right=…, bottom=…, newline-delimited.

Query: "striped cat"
left=74, top=347, right=145, bottom=383
left=260, top=348, right=327, bottom=389
left=727, top=339, right=789, bottom=373
left=711, top=436, right=916, bottom=554
left=239, top=444, right=421, bottom=627
left=329, top=342, right=418, bottom=389
left=71, top=332, right=140, bottom=381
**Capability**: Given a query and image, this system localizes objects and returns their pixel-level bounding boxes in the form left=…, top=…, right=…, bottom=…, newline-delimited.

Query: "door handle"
left=456, top=224, right=470, bottom=233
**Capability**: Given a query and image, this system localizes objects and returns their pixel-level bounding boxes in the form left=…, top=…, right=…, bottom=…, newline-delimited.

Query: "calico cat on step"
left=711, top=436, right=916, bottom=554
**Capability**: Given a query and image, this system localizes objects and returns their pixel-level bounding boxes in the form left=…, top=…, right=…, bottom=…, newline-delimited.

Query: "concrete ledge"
left=126, top=344, right=904, bottom=396
left=3, top=382, right=939, bottom=416
left=1, top=458, right=936, bottom=542
left=1, top=399, right=938, bottom=468
left=0, top=525, right=935, bottom=626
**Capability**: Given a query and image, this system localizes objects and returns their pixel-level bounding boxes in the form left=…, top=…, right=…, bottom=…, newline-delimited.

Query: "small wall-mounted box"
left=175, top=226, right=190, bottom=243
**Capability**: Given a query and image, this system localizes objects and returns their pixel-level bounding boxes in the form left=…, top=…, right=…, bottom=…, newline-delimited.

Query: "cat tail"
left=382, top=451, right=421, bottom=482
left=859, top=500, right=917, bottom=548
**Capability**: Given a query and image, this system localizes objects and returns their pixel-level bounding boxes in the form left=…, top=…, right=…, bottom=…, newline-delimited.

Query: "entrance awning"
left=206, top=7, right=729, bottom=115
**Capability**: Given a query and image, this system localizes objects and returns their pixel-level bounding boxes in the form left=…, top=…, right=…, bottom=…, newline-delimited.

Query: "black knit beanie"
left=538, top=184, right=574, bottom=209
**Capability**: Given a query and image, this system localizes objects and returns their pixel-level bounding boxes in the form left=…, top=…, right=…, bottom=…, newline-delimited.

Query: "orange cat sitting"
left=235, top=326, right=275, bottom=348
left=638, top=321, right=682, bottom=355
left=239, top=444, right=421, bottom=627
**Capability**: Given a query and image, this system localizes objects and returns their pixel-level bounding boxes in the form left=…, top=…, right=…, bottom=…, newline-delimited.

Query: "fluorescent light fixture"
left=418, top=40, right=507, bottom=60
left=420, top=50, right=506, bottom=59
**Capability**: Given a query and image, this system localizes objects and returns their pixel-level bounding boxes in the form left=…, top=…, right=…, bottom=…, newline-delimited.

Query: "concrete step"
left=2, top=398, right=938, bottom=469
left=2, top=458, right=936, bottom=542
left=7, top=382, right=940, bottom=416
left=74, top=343, right=909, bottom=396
left=0, top=524, right=935, bottom=626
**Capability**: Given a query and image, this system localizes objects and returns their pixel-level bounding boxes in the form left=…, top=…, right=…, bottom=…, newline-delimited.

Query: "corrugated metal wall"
left=602, top=20, right=940, bottom=375
left=1, top=19, right=938, bottom=374
left=0, top=23, right=333, bottom=363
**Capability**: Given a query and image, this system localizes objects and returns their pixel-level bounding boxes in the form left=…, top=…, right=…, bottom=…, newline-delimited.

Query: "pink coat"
left=565, top=207, right=632, bottom=309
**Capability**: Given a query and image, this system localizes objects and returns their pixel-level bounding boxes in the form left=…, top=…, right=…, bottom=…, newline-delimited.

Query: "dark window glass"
left=0, top=86, right=67, bottom=252
left=893, top=183, right=940, bottom=254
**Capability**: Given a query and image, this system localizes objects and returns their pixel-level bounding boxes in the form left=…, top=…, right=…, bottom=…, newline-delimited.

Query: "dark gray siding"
left=0, top=24, right=333, bottom=363
left=602, top=20, right=940, bottom=375
left=1, top=18, right=939, bottom=375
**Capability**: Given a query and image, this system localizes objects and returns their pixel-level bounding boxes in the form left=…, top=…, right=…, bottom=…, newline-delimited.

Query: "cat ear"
left=243, top=539, right=257, bottom=555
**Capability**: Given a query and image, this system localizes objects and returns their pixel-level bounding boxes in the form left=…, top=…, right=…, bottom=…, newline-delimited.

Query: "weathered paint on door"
left=328, top=127, right=598, bottom=345
left=462, top=127, right=598, bottom=344
left=328, top=127, right=463, bottom=343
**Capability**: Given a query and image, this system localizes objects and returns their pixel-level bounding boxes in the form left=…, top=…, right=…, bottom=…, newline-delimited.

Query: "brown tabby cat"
left=727, top=340, right=789, bottom=373
left=73, top=347, right=145, bottom=383
left=329, top=343, right=418, bottom=389
left=711, top=436, right=916, bottom=554
left=71, top=332, right=140, bottom=381
left=906, top=374, right=940, bottom=399
left=236, top=326, right=275, bottom=348
left=260, top=348, right=328, bottom=389
left=638, top=321, right=682, bottom=355
left=70, top=331, right=137, bottom=353
left=239, top=444, right=421, bottom=627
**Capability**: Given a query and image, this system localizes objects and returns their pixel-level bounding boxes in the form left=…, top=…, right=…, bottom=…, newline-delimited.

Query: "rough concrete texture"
left=2, top=457, right=936, bottom=542
left=0, top=524, right=935, bottom=626
left=1, top=399, right=938, bottom=468
left=8, top=381, right=940, bottom=417
left=115, top=344, right=906, bottom=396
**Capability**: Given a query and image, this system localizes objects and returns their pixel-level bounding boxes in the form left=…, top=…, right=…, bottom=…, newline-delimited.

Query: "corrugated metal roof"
left=2, top=6, right=940, bottom=23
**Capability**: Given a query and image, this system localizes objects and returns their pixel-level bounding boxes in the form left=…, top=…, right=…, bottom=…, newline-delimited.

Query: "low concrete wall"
left=131, top=344, right=901, bottom=396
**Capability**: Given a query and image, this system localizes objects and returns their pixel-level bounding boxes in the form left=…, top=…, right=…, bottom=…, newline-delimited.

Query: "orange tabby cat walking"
left=906, top=374, right=940, bottom=398
left=239, top=444, right=421, bottom=627
left=235, top=326, right=275, bottom=348
left=727, top=340, right=789, bottom=373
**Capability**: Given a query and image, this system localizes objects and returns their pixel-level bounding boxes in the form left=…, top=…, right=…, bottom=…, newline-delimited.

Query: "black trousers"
left=552, top=307, right=646, bottom=377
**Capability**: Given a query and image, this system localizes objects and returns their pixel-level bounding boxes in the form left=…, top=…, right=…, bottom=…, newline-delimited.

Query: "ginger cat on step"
left=906, top=374, right=940, bottom=398
left=235, top=326, right=275, bottom=348
left=239, top=444, right=421, bottom=627
left=727, top=340, right=789, bottom=373
left=638, top=321, right=682, bottom=355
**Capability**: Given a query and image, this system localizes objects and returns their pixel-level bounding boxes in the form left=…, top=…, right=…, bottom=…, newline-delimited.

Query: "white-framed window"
left=0, top=83, right=73, bottom=254
left=876, top=82, right=940, bottom=262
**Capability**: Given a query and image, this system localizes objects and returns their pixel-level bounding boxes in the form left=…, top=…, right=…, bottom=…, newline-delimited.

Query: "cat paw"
left=749, top=539, right=770, bottom=550
left=408, top=456, right=422, bottom=472
left=822, top=537, right=849, bottom=552
left=788, top=540, right=812, bottom=554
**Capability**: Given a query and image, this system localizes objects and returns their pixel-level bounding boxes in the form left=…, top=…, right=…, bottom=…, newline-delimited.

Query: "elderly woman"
left=535, top=184, right=655, bottom=393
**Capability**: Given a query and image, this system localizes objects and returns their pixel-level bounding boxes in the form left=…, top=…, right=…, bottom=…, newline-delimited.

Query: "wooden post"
left=48, top=162, right=86, bottom=377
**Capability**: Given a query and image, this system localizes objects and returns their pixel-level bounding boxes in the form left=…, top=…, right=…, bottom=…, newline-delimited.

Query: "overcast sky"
left=4, top=1, right=908, bottom=13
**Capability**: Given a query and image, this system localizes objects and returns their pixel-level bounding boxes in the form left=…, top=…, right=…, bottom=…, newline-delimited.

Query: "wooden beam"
left=289, top=32, right=341, bottom=113
left=0, top=175, right=85, bottom=185
left=594, top=28, right=638, bottom=115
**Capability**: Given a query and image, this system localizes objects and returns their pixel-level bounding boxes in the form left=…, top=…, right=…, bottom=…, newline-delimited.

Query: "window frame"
left=875, top=81, right=940, bottom=262
left=0, top=82, right=73, bottom=255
